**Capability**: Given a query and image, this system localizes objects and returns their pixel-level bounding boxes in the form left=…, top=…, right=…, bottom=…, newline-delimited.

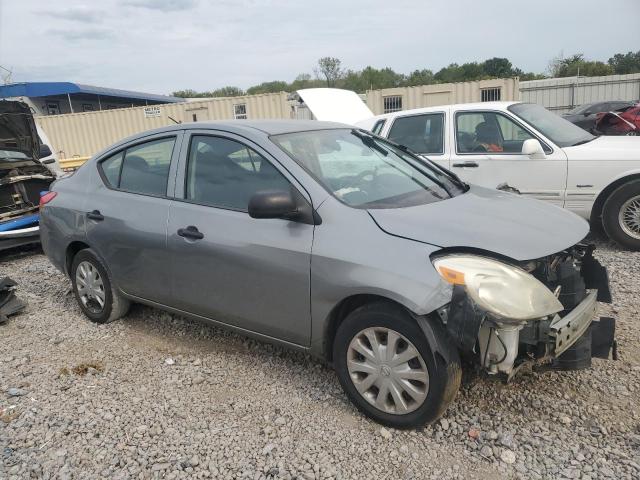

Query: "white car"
left=298, top=89, right=640, bottom=250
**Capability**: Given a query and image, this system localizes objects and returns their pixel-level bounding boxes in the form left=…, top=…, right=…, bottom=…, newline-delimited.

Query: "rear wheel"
left=333, top=302, right=460, bottom=428
left=71, top=249, right=130, bottom=323
left=603, top=180, right=640, bottom=250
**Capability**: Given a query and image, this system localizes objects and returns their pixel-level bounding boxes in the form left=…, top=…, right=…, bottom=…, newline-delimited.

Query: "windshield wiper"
left=351, top=130, right=388, bottom=156
left=385, top=140, right=468, bottom=192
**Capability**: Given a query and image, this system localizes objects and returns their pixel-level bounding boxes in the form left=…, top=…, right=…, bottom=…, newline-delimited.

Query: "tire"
left=333, top=302, right=460, bottom=429
left=70, top=248, right=130, bottom=323
left=602, top=180, right=640, bottom=251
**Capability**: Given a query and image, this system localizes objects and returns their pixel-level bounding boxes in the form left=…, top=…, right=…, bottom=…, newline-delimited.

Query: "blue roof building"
left=0, top=82, right=183, bottom=115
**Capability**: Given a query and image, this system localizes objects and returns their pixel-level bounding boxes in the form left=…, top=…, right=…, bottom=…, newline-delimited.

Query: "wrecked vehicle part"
left=0, top=277, right=26, bottom=324
left=495, top=182, right=521, bottom=194
left=433, top=244, right=616, bottom=377
left=1, top=101, right=56, bottom=251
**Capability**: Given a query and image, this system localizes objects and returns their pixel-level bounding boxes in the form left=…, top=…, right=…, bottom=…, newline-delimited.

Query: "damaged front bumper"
left=440, top=244, right=617, bottom=378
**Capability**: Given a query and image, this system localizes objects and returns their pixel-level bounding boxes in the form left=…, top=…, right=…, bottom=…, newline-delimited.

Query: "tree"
left=316, top=57, right=343, bottom=87
left=246, top=80, right=289, bottom=95
left=608, top=51, right=640, bottom=74
left=481, top=57, right=514, bottom=78
left=548, top=53, right=613, bottom=77
left=172, top=89, right=201, bottom=98
left=211, top=86, right=245, bottom=97
left=405, top=69, right=434, bottom=86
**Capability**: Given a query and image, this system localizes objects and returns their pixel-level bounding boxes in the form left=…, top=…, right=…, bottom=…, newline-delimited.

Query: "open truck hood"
left=296, top=88, right=374, bottom=125
left=368, top=186, right=589, bottom=261
left=0, top=101, right=40, bottom=161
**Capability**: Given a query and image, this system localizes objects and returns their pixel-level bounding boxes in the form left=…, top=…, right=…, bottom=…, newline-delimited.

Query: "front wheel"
left=333, top=302, right=460, bottom=429
left=602, top=180, right=640, bottom=250
left=71, top=249, right=130, bottom=323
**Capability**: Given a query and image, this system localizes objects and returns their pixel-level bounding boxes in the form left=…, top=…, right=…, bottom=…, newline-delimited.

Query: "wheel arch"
left=322, top=294, right=444, bottom=363
left=65, top=240, right=91, bottom=276
left=590, top=173, right=640, bottom=227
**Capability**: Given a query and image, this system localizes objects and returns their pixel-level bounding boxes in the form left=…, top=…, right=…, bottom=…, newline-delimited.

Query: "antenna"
left=0, top=65, right=13, bottom=84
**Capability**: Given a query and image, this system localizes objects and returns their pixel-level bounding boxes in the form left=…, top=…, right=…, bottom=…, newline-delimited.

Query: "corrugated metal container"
left=520, top=73, right=640, bottom=114
left=365, top=78, right=519, bottom=114
left=36, top=92, right=290, bottom=158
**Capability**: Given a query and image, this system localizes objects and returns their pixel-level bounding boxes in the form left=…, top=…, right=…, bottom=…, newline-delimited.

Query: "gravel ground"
left=1, top=239, right=639, bottom=480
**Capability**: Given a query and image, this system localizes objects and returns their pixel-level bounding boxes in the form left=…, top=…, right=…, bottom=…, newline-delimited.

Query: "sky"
left=0, top=0, right=638, bottom=96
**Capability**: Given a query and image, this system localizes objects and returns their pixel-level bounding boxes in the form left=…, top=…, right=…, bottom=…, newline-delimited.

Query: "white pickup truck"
left=297, top=89, right=640, bottom=250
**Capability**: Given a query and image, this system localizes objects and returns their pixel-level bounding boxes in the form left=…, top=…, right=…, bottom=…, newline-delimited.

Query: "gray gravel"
left=1, top=239, right=639, bottom=479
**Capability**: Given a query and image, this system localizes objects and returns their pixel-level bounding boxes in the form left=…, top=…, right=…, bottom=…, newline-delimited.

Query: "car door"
left=167, top=130, right=314, bottom=346
left=449, top=109, right=567, bottom=206
left=86, top=132, right=182, bottom=302
left=385, top=111, right=450, bottom=170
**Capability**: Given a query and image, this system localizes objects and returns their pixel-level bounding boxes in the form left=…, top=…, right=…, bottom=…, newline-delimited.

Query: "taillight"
left=39, top=191, right=57, bottom=208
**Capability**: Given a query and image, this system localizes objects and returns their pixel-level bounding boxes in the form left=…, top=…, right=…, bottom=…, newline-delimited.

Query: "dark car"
left=563, top=101, right=635, bottom=132
left=594, top=104, right=640, bottom=136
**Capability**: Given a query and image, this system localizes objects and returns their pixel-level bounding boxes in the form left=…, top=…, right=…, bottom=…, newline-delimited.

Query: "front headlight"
left=432, top=254, right=563, bottom=321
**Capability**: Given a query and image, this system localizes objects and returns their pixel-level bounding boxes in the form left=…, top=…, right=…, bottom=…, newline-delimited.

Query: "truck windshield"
left=271, top=128, right=463, bottom=209
left=508, top=103, right=595, bottom=147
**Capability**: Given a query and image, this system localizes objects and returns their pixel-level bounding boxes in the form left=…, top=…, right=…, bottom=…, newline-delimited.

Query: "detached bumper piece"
left=0, top=277, right=26, bottom=324
left=551, top=316, right=617, bottom=371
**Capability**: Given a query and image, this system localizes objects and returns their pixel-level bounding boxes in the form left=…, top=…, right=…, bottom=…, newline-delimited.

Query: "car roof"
left=370, top=101, right=520, bottom=121
left=134, top=120, right=351, bottom=138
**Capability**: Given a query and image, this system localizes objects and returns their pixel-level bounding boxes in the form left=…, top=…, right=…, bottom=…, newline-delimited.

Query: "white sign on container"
left=144, top=106, right=161, bottom=118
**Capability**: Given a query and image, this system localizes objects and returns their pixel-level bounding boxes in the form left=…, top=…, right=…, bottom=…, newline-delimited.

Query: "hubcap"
left=76, top=261, right=106, bottom=313
left=347, top=327, right=429, bottom=415
left=619, top=195, right=640, bottom=240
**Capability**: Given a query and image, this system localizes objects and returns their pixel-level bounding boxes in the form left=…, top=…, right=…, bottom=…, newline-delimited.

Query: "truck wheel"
left=602, top=180, right=640, bottom=250
left=71, top=249, right=130, bottom=323
left=333, top=302, right=460, bottom=429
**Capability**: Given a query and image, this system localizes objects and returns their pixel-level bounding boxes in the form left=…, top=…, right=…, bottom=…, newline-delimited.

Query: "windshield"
left=567, top=103, right=594, bottom=115
left=0, top=149, right=30, bottom=160
left=508, top=103, right=595, bottom=147
left=271, top=129, right=462, bottom=208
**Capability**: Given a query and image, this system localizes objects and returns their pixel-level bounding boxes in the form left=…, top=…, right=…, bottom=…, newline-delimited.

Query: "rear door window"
left=387, top=113, right=444, bottom=154
left=100, top=152, right=123, bottom=187
left=98, top=137, right=176, bottom=196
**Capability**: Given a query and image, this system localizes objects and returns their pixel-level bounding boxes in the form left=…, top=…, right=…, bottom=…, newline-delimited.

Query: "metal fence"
left=520, top=73, right=640, bottom=114
left=365, top=78, right=520, bottom=115
left=35, top=92, right=290, bottom=159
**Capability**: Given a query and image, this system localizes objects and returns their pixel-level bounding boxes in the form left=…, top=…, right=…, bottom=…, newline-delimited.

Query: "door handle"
left=177, top=225, right=204, bottom=240
left=452, top=161, right=479, bottom=168
left=86, top=210, right=104, bottom=221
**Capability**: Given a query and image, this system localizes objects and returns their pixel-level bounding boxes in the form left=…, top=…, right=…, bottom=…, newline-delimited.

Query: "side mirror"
left=39, top=144, right=53, bottom=159
left=248, top=190, right=298, bottom=220
left=521, top=139, right=545, bottom=159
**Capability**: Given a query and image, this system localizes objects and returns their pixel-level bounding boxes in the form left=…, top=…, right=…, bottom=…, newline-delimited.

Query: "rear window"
left=387, top=113, right=444, bottom=154
left=98, top=137, right=176, bottom=196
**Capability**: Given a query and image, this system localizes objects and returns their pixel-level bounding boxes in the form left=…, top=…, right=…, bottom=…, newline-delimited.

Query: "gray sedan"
left=40, top=121, right=615, bottom=428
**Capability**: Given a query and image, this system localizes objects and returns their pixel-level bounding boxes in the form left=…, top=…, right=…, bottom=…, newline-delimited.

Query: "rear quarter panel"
left=40, top=166, right=92, bottom=274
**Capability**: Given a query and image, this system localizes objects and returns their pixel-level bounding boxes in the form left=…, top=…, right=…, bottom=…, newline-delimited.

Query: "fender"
left=590, top=169, right=640, bottom=224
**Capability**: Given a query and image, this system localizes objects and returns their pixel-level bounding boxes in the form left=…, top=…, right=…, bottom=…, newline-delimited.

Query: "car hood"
left=563, top=135, right=640, bottom=160
left=0, top=100, right=40, bottom=161
left=296, top=88, right=374, bottom=125
left=367, top=185, right=589, bottom=261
